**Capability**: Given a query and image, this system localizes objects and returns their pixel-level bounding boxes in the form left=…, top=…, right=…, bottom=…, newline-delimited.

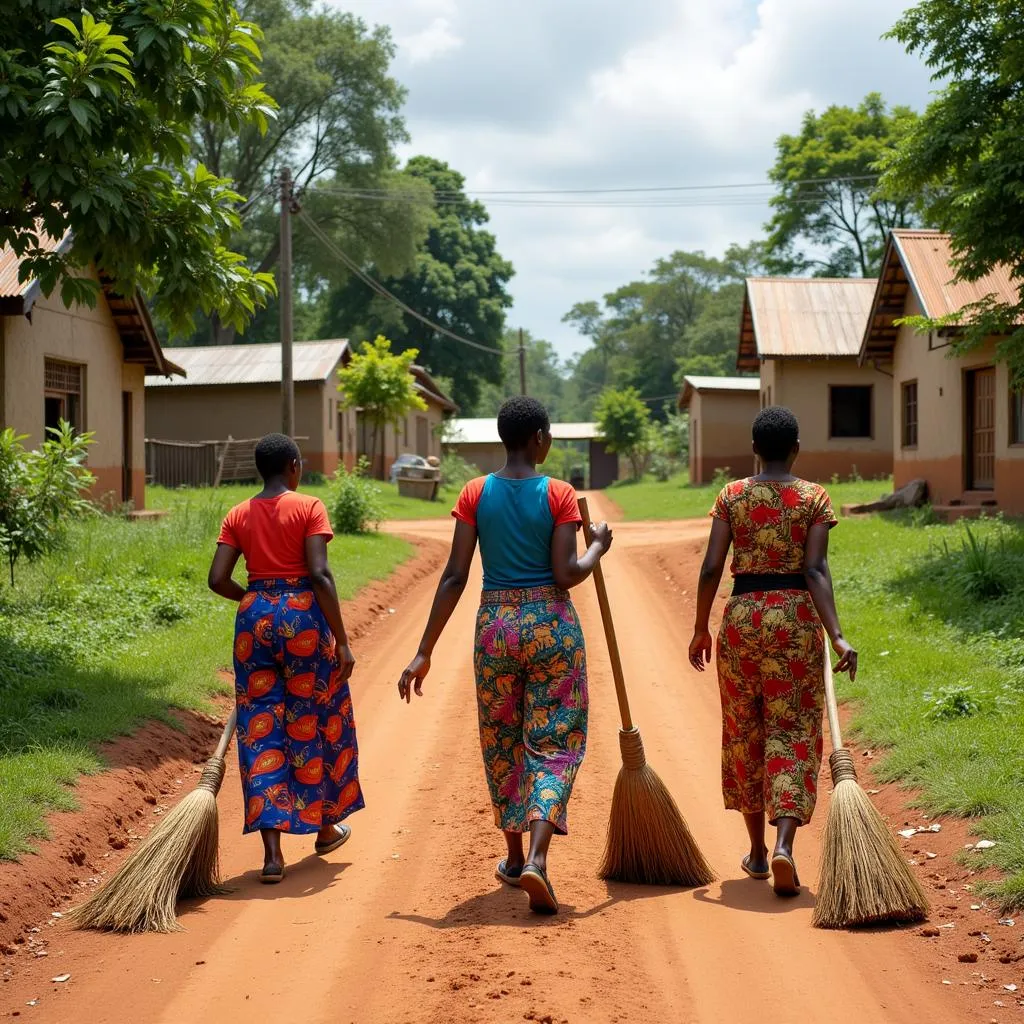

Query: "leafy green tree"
left=765, top=93, right=920, bottom=277
left=322, top=157, right=513, bottom=411
left=884, top=3, right=1024, bottom=383
left=0, top=424, right=95, bottom=586
left=473, top=329, right=567, bottom=418
left=189, top=0, right=433, bottom=344
left=336, top=336, right=426, bottom=478
left=595, top=387, right=651, bottom=480
left=0, top=3, right=277, bottom=336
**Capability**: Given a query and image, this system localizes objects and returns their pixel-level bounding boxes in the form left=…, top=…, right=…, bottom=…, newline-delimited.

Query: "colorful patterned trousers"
left=233, top=577, right=364, bottom=834
left=474, top=586, right=588, bottom=835
left=716, top=589, right=825, bottom=825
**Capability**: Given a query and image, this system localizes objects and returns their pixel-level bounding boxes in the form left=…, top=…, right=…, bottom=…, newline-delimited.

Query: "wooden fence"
left=145, top=437, right=309, bottom=489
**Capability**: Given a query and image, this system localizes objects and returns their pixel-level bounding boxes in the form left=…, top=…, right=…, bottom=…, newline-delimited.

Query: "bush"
left=924, top=684, right=982, bottom=721
left=328, top=458, right=384, bottom=534
left=941, top=521, right=1010, bottom=599
left=710, top=466, right=734, bottom=491
left=440, top=452, right=479, bottom=489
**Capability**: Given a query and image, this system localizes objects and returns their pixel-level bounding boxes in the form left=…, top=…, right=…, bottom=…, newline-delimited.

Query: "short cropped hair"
left=752, top=406, right=799, bottom=462
left=254, top=433, right=301, bottom=480
left=496, top=396, right=551, bottom=450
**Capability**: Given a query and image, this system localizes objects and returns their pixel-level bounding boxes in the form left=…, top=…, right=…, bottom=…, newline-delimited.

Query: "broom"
left=578, top=497, right=715, bottom=887
left=69, top=709, right=237, bottom=933
left=813, top=647, right=929, bottom=927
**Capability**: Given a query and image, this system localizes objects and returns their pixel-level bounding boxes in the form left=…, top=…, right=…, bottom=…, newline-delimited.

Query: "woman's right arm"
left=551, top=521, right=612, bottom=589
left=804, top=523, right=857, bottom=679
left=397, top=520, right=478, bottom=702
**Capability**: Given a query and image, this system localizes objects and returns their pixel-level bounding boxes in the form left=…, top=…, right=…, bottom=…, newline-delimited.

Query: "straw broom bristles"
left=598, top=728, right=716, bottom=887
left=69, top=733, right=233, bottom=934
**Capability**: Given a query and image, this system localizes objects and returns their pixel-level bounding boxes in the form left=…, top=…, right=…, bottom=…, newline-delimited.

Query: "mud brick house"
left=738, top=277, right=893, bottom=482
left=860, top=230, right=1024, bottom=518
left=0, top=234, right=183, bottom=509
left=678, top=375, right=760, bottom=484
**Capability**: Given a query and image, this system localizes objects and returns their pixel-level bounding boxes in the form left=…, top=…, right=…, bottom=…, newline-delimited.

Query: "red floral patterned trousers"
left=716, top=589, right=825, bottom=825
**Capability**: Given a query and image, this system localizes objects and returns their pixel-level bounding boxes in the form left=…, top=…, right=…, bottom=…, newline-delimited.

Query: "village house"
left=145, top=340, right=456, bottom=479
left=859, top=229, right=1024, bottom=517
left=738, top=277, right=893, bottom=482
left=0, top=236, right=183, bottom=510
left=678, top=376, right=760, bottom=484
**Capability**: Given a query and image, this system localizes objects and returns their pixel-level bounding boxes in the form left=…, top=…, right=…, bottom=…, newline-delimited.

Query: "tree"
left=189, top=0, right=433, bottom=344
left=765, top=94, right=920, bottom=278
left=0, top=423, right=95, bottom=586
left=473, top=329, right=567, bottom=418
left=321, top=157, right=514, bottom=411
left=884, top=3, right=1024, bottom=384
left=336, top=336, right=426, bottom=478
left=595, top=388, right=651, bottom=481
left=0, top=3, right=277, bottom=337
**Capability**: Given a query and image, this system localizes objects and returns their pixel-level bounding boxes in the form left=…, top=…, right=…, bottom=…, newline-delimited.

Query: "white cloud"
left=334, top=1, right=934, bottom=357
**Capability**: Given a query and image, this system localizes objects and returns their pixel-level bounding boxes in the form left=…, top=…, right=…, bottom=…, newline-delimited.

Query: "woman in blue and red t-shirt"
left=398, top=397, right=613, bottom=914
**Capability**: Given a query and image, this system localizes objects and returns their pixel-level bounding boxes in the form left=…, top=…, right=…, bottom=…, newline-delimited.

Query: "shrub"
left=942, top=521, right=1009, bottom=599
left=440, top=452, right=479, bottom=489
left=328, top=457, right=384, bottom=534
left=924, top=684, right=982, bottom=721
left=710, top=466, right=733, bottom=491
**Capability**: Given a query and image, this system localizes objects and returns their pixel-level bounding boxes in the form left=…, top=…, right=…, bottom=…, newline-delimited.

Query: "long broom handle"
left=212, top=707, right=238, bottom=761
left=578, top=497, right=633, bottom=731
left=821, top=633, right=844, bottom=751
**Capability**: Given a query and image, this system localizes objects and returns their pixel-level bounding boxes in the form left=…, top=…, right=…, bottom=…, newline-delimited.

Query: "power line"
left=296, top=210, right=506, bottom=357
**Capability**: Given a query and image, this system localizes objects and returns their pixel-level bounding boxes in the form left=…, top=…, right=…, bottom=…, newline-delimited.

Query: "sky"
left=337, top=1, right=936, bottom=359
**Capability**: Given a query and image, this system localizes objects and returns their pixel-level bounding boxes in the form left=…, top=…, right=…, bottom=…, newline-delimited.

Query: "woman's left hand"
left=336, top=643, right=356, bottom=681
left=688, top=629, right=713, bottom=671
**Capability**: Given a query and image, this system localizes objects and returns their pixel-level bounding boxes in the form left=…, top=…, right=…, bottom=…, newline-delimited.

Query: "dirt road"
left=1, top=496, right=987, bottom=1023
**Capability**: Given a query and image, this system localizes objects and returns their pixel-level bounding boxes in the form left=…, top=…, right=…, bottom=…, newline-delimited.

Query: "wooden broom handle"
left=821, top=633, right=844, bottom=751
left=578, top=497, right=633, bottom=731
left=213, top=707, right=238, bottom=761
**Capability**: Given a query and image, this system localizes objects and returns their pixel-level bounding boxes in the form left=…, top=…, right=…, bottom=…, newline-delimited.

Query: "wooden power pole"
left=279, top=166, right=295, bottom=437
left=518, top=327, right=527, bottom=396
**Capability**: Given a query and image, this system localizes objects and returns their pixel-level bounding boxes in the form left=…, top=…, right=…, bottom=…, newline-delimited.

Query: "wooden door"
left=966, top=368, right=996, bottom=490
left=122, top=391, right=134, bottom=504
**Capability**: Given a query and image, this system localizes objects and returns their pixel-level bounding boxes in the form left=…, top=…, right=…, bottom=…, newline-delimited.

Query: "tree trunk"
left=210, top=312, right=237, bottom=346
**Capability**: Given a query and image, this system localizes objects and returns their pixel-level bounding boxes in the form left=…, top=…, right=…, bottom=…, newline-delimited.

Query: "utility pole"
left=279, top=166, right=295, bottom=438
left=518, top=327, right=527, bottom=396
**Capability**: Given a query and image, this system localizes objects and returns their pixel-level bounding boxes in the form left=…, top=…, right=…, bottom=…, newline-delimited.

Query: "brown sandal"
left=771, top=853, right=801, bottom=897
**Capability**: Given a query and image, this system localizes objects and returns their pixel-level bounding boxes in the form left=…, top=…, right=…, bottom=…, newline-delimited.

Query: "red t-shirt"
left=217, top=491, right=333, bottom=580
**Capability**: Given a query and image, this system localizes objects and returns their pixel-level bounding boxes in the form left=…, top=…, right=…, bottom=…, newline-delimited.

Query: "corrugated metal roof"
left=893, top=230, right=1020, bottom=317
left=678, top=375, right=759, bottom=409
left=738, top=277, right=878, bottom=369
left=0, top=230, right=71, bottom=303
left=145, top=340, right=349, bottom=387
left=447, top=419, right=602, bottom=445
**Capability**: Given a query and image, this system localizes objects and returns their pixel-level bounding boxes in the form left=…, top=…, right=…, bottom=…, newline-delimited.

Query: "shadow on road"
left=692, top=877, right=817, bottom=914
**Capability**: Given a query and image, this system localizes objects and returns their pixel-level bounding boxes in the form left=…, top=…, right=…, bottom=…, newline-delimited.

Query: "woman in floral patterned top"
left=688, top=407, right=857, bottom=898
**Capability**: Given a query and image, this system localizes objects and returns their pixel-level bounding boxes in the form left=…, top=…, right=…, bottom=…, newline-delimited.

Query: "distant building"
left=739, top=277, right=893, bottom=482
left=678, top=376, right=760, bottom=484
left=1, top=233, right=183, bottom=509
left=860, top=229, right=1024, bottom=517
left=145, top=341, right=456, bottom=478
left=445, top=419, right=619, bottom=488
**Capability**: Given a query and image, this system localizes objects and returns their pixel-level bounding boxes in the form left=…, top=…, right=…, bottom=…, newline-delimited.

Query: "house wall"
left=687, top=390, right=759, bottom=484
left=359, top=399, right=447, bottom=478
left=890, top=312, right=1024, bottom=512
left=145, top=381, right=345, bottom=476
left=448, top=441, right=505, bottom=475
left=770, top=358, right=893, bottom=482
left=1, top=287, right=144, bottom=507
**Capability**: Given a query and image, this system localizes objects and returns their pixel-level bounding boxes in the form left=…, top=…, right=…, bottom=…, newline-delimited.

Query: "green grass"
left=830, top=513, right=1024, bottom=910
left=606, top=471, right=893, bottom=521
left=149, top=479, right=460, bottom=521
left=0, top=492, right=412, bottom=860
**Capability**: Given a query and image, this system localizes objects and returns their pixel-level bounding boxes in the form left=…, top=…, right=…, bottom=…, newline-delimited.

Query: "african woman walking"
left=689, top=407, right=857, bottom=897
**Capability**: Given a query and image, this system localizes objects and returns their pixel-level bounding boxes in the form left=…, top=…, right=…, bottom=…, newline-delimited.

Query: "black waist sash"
left=732, top=572, right=808, bottom=597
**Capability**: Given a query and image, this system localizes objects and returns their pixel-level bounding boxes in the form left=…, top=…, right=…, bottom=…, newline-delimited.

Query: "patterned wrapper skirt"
left=474, top=585, right=588, bottom=835
left=232, top=577, right=364, bottom=834
left=716, top=589, right=826, bottom=825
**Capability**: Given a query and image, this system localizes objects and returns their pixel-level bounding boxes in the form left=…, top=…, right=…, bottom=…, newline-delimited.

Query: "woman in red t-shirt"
left=208, top=434, right=363, bottom=883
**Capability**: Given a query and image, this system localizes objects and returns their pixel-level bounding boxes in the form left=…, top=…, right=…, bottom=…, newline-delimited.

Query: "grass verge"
left=607, top=472, right=892, bottom=521
left=0, top=492, right=412, bottom=860
left=832, top=513, right=1024, bottom=911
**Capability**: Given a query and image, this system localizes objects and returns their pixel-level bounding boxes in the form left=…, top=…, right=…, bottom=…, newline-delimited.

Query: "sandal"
left=519, top=864, right=558, bottom=915
left=495, top=859, right=523, bottom=887
left=260, top=864, right=285, bottom=885
left=771, top=852, right=801, bottom=897
left=314, top=823, right=352, bottom=856
left=741, top=854, right=770, bottom=880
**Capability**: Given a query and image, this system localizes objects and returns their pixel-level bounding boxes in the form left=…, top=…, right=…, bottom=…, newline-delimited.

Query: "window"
left=1012, top=387, right=1024, bottom=446
left=44, top=359, right=83, bottom=433
left=829, top=385, right=872, bottom=439
left=901, top=380, right=918, bottom=448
